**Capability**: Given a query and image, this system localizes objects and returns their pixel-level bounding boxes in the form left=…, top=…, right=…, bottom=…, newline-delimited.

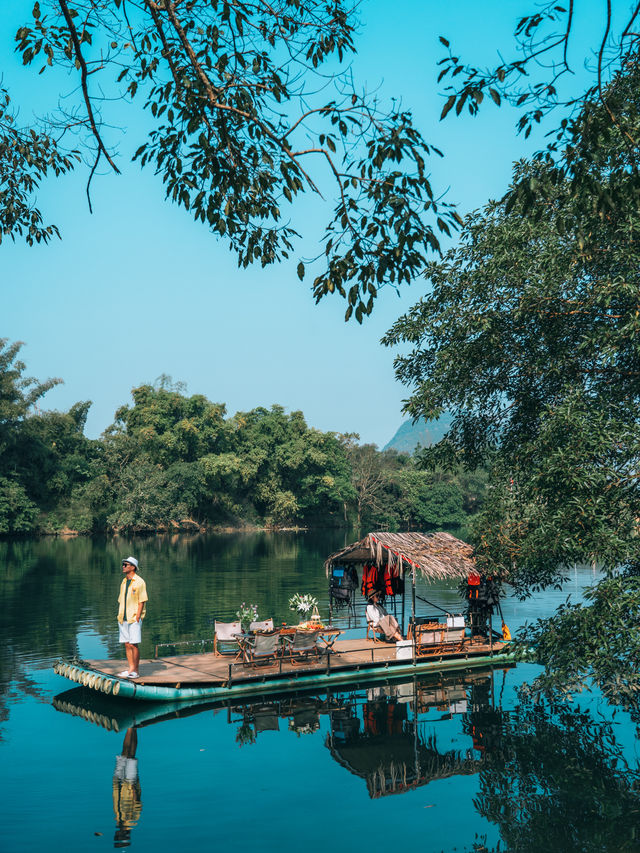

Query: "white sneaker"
left=117, top=670, right=130, bottom=677
left=127, top=672, right=139, bottom=679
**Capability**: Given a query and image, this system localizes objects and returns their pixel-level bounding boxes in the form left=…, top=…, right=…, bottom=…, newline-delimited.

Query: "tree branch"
left=152, top=0, right=324, bottom=195
left=597, top=0, right=636, bottom=148
left=58, top=0, right=120, bottom=213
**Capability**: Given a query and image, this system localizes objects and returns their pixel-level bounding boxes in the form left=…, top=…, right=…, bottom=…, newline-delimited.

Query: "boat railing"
left=219, top=634, right=487, bottom=688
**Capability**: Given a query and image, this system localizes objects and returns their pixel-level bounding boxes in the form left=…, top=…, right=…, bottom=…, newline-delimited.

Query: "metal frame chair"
left=282, top=629, right=321, bottom=666
left=239, top=630, right=281, bottom=667
left=214, top=620, right=242, bottom=657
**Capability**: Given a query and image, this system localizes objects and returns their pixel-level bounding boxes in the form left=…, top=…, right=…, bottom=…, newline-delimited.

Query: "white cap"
left=122, top=556, right=139, bottom=569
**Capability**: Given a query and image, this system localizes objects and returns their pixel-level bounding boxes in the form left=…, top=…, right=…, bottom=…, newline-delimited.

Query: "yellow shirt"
left=112, top=778, right=142, bottom=827
left=117, top=574, right=148, bottom=624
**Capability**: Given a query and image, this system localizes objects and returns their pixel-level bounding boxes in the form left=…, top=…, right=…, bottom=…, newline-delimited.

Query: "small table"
left=279, top=625, right=343, bottom=654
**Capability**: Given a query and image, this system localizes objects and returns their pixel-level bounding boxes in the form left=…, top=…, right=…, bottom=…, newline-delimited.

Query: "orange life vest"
left=361, top=564, right=378, bottom=598
left=384, top=568, right=394, bottom=596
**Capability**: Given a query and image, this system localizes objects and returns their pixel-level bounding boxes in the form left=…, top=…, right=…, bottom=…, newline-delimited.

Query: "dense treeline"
left=0, top=340, right=484, bottom=536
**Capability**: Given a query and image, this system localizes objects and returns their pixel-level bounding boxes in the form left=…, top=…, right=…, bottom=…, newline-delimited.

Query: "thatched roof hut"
left=324, top=531, right=474, bottom=582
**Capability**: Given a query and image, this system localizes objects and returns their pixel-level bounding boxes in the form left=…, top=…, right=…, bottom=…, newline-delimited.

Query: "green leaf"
left=440, top=95, right=456, bottom=120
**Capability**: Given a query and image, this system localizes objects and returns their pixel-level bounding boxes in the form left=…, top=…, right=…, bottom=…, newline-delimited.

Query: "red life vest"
left=361, top=564, right=378, bottom=598
left=384, top=568, right=394, bottom=596
left=363, top=704, right=379, bottom=736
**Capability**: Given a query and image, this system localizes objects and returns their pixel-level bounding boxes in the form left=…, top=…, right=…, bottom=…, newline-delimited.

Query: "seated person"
left=366, top=592, right=403, bottom=642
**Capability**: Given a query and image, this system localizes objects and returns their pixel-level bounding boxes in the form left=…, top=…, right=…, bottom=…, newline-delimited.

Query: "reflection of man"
left=112, top=728, right=142, bottom=848
left=117, top=556, right=148, bottom=679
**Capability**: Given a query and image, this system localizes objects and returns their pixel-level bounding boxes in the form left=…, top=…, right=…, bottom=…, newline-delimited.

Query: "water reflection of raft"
left=52, top=687, right=219, bottom=732
left=52, top=666, right=510, bottom=733
left=53, top=666, right=511, bottom=800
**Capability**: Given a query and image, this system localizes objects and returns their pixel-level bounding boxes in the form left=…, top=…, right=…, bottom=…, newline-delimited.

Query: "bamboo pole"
left=412, top=563, right=416, bottom=666
left=401, top=566, right=406, bottom=636
left=329, top=568, right=333, bottom=625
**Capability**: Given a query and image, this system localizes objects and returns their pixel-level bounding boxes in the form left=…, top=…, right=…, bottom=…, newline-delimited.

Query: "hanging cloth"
left=392, top=573, right=404, bottom=595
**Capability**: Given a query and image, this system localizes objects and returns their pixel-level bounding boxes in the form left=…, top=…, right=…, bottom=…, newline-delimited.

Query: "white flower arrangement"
left=288, top=593, right=318, bottom=616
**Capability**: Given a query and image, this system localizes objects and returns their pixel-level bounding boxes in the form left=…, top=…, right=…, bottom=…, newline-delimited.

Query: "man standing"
left=117, top=557, right=148, bottom=679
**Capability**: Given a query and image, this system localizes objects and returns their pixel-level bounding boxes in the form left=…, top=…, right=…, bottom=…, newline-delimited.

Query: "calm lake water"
left=1, top=531, right=638, bottom=853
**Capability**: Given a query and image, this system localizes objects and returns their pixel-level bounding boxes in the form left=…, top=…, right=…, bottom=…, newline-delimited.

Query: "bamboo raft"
left=54, top=530, right=515, bottom=703
left=53, top=635, right=512, bottom=702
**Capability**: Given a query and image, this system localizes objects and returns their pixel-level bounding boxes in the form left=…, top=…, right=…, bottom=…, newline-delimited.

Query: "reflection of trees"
left=472, top=695, right=640, bottom=853
left=0, top=539, right=87, bottom=738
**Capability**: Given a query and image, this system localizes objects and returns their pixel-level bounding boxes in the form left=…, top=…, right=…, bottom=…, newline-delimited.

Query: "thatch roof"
left=324, top=531, right=474, bottom=582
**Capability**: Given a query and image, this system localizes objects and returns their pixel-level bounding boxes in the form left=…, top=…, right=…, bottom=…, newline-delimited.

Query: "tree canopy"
left=8, top=2, right=640, bottom=321
left=384, top=52, right=640, bottom=704
left=437, top=1, right=640, bottom=172
left=4, top=0, right=465, bottom=320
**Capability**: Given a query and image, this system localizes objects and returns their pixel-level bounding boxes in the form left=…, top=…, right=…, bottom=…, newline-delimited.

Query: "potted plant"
left=236, top=602, right=259, bottom=634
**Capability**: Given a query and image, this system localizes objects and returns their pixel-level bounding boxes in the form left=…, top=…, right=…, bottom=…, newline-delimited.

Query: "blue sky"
left=2, top=1, right=603, bottom=445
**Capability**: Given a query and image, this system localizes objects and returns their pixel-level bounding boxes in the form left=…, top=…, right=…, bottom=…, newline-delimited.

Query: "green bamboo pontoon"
left=52, top=531, right=514, bottom=702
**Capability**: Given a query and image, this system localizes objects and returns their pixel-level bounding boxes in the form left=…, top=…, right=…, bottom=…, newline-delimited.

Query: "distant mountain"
left=383, top=413, right=453, bottom=454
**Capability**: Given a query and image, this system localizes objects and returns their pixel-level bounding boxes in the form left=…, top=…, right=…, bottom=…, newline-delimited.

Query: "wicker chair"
left=365, top=610, right=386, bottom=644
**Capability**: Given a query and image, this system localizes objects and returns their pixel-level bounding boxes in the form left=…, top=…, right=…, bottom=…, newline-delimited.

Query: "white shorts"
left=114, top=755, right=139, bottom=783
left=118, top=620, right=142, bottom=644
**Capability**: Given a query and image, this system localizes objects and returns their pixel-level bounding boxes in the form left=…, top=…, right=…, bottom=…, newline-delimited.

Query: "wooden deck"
left=85, top=636, right=506, bottom=687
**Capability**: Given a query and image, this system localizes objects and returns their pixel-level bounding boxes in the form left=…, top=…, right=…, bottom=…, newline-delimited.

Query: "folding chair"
left=214, top=620, right=242, bottom=657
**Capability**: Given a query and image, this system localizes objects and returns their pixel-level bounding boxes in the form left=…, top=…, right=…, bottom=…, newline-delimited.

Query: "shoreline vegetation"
left=45, top=522, right=310, bottom=538
left=1, top=341, right=485, bottom=540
